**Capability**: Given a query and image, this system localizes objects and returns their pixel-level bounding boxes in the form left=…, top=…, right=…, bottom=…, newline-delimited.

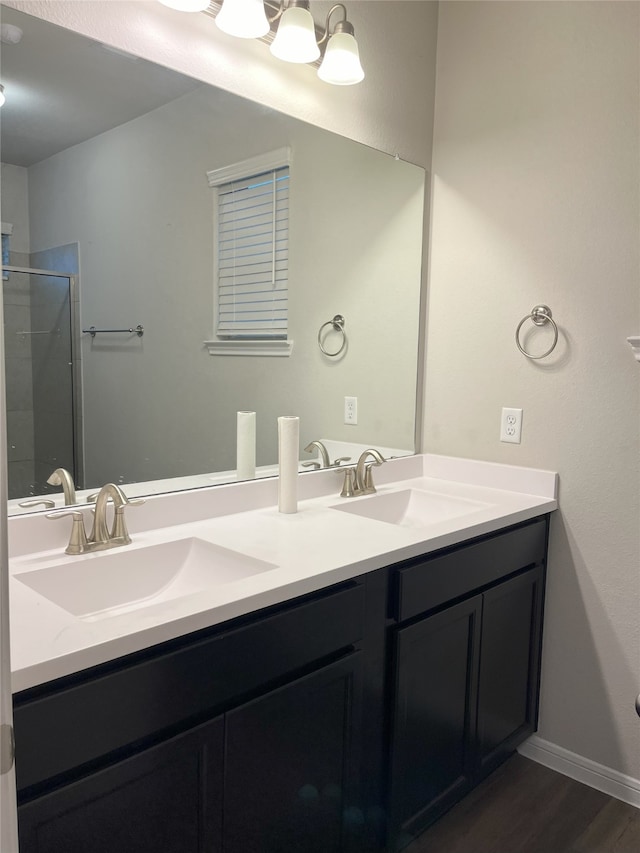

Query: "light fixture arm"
left=264, top=0, right=285, bottom=25
left=317, top=3, right=350, bottom=48
left=265, top=0, right=311, bottom=26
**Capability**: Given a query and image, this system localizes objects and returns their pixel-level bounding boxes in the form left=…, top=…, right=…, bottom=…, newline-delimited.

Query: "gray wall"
left=426, top=1, right=640, bottom=780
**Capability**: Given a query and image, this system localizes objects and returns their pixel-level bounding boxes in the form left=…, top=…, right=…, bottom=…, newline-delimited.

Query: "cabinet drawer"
left=15, top=581, right=365, bottom=794
left=394, top=519, right=547, bottom=622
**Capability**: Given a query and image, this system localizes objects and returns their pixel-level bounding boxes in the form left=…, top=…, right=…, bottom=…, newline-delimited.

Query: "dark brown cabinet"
left=223, top=653, right=363, bottom=853
left=15, top=582, right=366, bottom=853
left=476, top=566, right=545, bottom=777
left=14, top=516, right=550, bottom=853
left=387, top=517, right=547, bottom=851
left=388, top=597, right=482, bottom=848
left=18, top=653, right=365, bottom=853
left=18, top=716, right=225, bottom=853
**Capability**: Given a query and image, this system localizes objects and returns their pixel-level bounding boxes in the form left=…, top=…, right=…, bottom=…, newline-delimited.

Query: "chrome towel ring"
left=516, top=305, right=558, bottom=360
left=318, top=314, right=347, bottom=357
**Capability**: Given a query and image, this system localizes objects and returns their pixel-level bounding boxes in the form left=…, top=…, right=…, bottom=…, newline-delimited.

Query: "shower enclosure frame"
left=1, top=265, right=84, bottom=496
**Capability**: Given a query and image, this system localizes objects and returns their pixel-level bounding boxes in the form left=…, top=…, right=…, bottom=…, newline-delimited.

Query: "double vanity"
left=8, top=454, right=557, bottom=852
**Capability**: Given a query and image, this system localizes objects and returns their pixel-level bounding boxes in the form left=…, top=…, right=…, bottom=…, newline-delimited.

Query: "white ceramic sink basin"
left=331, top=488, right=490, bottom=529
left=14, top=537, right=276, bottom=621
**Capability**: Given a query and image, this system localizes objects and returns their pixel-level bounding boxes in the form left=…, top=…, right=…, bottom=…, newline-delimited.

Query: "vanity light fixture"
left=157, top=0, right=364, bottom=85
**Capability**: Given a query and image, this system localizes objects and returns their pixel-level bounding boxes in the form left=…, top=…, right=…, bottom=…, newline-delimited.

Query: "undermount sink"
left=331, top=488, right=490, bottom=529
left=14, top=538, right=276, bottom=621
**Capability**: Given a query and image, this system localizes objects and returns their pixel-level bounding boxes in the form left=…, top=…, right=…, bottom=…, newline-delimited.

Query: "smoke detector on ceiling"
left=1, top=23, right=24, bottom=45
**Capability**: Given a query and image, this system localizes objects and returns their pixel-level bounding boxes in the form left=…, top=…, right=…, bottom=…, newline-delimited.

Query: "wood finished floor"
left=405, top=755, right=640, bottom=853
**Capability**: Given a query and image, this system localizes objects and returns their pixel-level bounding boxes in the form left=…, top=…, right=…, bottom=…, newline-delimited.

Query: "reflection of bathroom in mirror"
left=0, top=6, right=425, bottom=512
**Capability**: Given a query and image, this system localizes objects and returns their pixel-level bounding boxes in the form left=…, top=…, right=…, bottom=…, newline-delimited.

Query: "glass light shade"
left=215, top=0, right=270, bottom=38
left=318, top=31, right=364, bottom=85
left=270, top=7, right=320, bottom=63
left=158, top=0, right=210, bottom=11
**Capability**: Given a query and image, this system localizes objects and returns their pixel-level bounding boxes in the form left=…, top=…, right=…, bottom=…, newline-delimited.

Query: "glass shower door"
left=2, top=268, right=77, bottom=501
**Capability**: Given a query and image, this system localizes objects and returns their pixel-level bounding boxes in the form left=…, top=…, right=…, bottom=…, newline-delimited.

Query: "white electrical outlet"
left=344, top=396, right=358, bottom=425
left=500, top=407, right=523, bottom=444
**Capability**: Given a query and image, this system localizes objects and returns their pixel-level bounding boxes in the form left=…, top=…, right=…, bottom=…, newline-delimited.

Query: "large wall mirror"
left=0, top=6, right=425, bottom=514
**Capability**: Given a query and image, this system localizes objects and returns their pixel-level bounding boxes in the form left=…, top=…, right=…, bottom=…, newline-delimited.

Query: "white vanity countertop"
left=8, top=454, right=558, bottom=693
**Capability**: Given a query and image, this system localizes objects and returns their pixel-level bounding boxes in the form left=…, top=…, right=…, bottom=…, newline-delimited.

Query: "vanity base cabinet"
left=224, top=652, right=363, bottom=853
left=387, top=518, right=548, bottom=851
left=18, top=716, right=224, bottom=853
left=14, top=516, right=550, bottom=853
left=388, top=598, right=482, bottom=848
left=18, top=654, right=365, bottom=853
left=15, top=582, right=368, bottom=853
left=476, top=566, right=545, bottom=778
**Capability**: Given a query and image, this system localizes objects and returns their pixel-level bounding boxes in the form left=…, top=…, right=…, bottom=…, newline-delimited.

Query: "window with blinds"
left=215, top=163, right=289, bottom=339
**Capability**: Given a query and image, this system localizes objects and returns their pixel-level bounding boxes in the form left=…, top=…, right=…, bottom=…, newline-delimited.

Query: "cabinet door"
left=223, top=652, right=364, bottom=853
left=18, top=715, right=224, bottom=853
left=476, top=565, right=544, bottom=777
left=388, top=596, right=482, bottom=849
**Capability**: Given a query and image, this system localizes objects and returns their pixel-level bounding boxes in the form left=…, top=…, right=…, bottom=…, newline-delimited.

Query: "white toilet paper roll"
left=237, top=411, right=256, bottom=481
left=278, top=416, right=299, bottom=513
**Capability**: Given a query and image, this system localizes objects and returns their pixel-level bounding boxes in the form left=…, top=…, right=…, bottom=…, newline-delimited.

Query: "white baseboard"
left=518, top=735, right=640, bottom=809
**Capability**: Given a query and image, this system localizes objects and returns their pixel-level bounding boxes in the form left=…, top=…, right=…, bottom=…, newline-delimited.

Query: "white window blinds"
left=216, top=165, right=289, bottom=338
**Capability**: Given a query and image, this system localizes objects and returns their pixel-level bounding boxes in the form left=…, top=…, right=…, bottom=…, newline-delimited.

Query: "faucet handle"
left=125, top=497, right=145, bottom=507
left=340, top=467, right=358, bottom=498
left=362, top=463, right=379, bottom=494
left=19, top=498, right=55, bottom=510
left=110, top=506, right=130, bottom=543
left=46, top=510, right=88, bottom=555
left=109, top=491, right=144, bottom=543
left=332, top=456, right=352, bottom=467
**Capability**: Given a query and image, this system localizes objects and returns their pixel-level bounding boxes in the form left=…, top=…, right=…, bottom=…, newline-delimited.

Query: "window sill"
left=204, top=339, right=294, bottom=357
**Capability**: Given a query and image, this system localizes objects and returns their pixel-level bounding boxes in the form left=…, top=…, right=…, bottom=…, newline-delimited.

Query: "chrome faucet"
left=46, top=467, right=76, bottom=505
left=340, top=449, right=386, bottom=497
left=47, top=483, right=144, bottom=555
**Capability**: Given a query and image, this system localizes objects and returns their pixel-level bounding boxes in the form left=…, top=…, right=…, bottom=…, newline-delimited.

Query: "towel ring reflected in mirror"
left=516, top=305, right=558, bottom=360
left=318, top=314, right=347, bottom=357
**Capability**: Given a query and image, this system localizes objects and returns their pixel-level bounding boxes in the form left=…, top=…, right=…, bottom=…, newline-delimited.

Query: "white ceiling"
left=0, top=5, right=203, bottom=167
